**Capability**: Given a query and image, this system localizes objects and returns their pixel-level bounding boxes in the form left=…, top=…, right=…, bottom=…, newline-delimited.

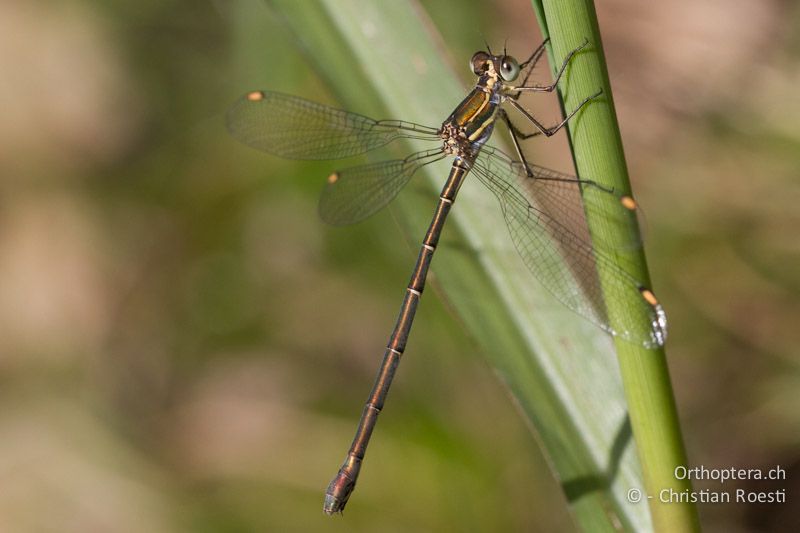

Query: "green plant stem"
left=531, top=1, right=701, bottom=531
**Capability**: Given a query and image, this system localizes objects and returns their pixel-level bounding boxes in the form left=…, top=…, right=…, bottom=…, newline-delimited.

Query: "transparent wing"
left=479, top=146, right=644, bottom=253
left=226, top=91, right=440, bottom=160
left=319, top=149, right=446, bottom=226
left=472, top=149, right=666, bottom=348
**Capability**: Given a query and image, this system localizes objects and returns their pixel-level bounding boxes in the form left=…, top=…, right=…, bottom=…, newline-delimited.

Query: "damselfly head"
left=470, top=51, right=521, bottom=82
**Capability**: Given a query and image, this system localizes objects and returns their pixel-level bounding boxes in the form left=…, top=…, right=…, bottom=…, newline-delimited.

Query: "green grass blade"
left=253, top=0, right=663, bottom=529
left=531, top=1, right=701, bottom=531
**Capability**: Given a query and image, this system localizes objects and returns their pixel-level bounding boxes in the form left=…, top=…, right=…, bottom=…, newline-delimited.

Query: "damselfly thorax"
left=440, top=51, right=521, bottom=160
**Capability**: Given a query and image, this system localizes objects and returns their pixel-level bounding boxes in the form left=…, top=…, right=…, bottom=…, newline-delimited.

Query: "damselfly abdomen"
left=226, top=39, right=666, bottom=514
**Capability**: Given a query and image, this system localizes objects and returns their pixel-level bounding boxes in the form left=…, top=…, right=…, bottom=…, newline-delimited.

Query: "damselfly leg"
left=514, top=38, right=590, bottom=94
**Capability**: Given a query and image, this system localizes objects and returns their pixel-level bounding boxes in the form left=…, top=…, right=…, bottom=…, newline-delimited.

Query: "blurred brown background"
left=0, top=0, right=798, bottom=531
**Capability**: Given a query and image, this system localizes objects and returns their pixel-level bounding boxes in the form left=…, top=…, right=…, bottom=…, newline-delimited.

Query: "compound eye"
left=499, top=56, right=520, bottom=81
left=470, top=51, right=491, bottom=75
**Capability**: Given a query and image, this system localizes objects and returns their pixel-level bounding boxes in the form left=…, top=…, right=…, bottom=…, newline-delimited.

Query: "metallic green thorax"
left=439, top=57, right=509, bottom=160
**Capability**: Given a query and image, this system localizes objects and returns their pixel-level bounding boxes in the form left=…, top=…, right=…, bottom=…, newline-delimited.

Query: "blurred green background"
left=1, top=0, right=799, bottom=531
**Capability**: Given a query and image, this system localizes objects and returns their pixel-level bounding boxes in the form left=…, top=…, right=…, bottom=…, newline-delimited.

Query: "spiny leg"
left=506, top=88, right=602, bottom=138
left=513, top=38, right=590, bottom=95
left=502, top=110, right=541, bottom=141
left=500, top=109, right=539, bottom=178
left=501, top=108, right=616, bottom=193
left=502, top=107, right=632, bottom=211
left=518, top=38, right=550, bottom=88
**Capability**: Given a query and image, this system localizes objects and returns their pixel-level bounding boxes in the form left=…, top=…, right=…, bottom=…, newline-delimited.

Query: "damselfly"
left=226, top=39, right=666, bottom=514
